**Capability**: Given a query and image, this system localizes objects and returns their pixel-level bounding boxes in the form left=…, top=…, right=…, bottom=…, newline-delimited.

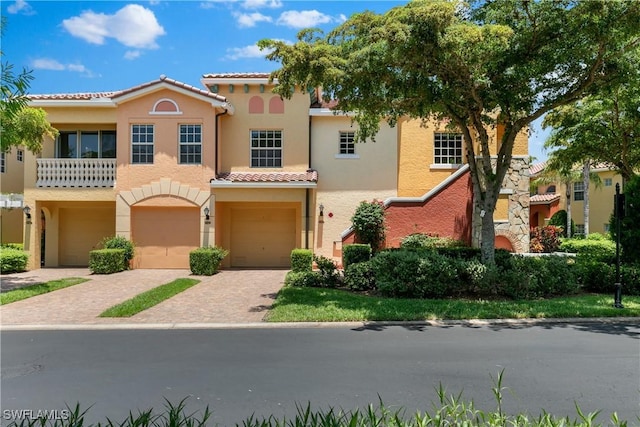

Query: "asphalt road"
left=2, top=322, right=639, bottom=426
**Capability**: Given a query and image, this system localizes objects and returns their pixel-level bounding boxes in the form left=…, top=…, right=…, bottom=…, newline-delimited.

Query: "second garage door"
left=230, top=207, right=296, bottom=268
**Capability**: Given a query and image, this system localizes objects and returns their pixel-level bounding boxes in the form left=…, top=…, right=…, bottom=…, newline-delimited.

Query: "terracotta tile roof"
left=28, top=91, right=121, bottom=100
left=214, top=170, right=318, bottom=183
left=311, top=99, right=340, bottom=109
left=202, top=72, right=272, bottom=79
left=28, top=75, right=226, bottom=103
left=529, top=161, right=547, bottom=176
left=530, top=193, right=561, bottom=204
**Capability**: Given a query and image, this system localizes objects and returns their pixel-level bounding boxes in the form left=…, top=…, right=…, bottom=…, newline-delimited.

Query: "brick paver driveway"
left=0, top=268, right=287, bottom=326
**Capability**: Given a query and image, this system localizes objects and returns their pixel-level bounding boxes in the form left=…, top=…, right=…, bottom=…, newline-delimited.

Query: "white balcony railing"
left=36, top=158, right=116, bottom=188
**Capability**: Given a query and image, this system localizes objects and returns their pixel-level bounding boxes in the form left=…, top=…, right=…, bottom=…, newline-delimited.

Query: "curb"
left=2, top=317, right=639, bottom=331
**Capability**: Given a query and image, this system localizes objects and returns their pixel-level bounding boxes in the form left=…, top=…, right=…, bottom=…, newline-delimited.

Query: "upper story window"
left=573, top=182, right=585, bottom=201
left=179, top=124, right=202, bottom=164
left=1, top=153, right=5, bottom=173
left=250, top=130, right=282, bottom=168
left=604, top=178, right=613, bottom=187
left=57, top=131, right=116, bottom=159
left=17, top=149, right=23, bottom=162
left=433, top=132, right=463, bottom=165
left=131, top=124, right=154, bottom=164
left=339, top=131, right=355, bottom=155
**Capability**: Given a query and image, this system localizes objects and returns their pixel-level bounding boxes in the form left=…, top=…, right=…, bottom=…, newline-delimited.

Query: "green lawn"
left=0, top=278, right=89, bottom=305
left=265, top=286, right=640, bottom=322
left=100, top=278, right=200, bottom=317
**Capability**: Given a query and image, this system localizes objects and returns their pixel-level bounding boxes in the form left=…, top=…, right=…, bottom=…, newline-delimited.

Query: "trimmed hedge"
left=313, top=254, right=340, bottom=287
left=89, top=249, right=126, bottom=274
left=2, top=242, right=24, bottom=250
left=344, top=260, right=376, bottom=291
left=342, top=244, right=371, bottom=269
left=400, top=233, right=465, bottom=249
left=0, top=247, right=29, bottom=273
left=291, top=249, right=313, bottom=272
left=284, top=270, right=323, bottom=287
left=101, top=236, right=135, bottom=268
left=189, top=246, right=228, bottom=276
left=560, top=235, right=616, bottom=263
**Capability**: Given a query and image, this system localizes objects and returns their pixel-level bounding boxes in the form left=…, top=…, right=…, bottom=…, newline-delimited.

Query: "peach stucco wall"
left=115, top=88, right=218, bottom=191
left=216, top=85, right=310, bottom=173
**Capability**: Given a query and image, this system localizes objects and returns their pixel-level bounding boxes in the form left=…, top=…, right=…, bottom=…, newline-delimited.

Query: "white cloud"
left=124, top=50, right=142, bottom=60
left=62, top=4, right=165, bottom=49
left=7, top=0, right=34, bottom=15
left=276, top=10, right=334, bottom=29
left=242, top=0, right=282, bottom=9
left=199, top=0, right=234, bottom=9
left=234, top=11, right=272, bottom=28
left=225, top=44, right=269, bottom=60
left=31, top=58, right=98, bottom=78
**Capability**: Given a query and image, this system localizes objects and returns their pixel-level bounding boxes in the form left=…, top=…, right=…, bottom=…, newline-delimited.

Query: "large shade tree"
left=259, top=0, right=640, bottom=264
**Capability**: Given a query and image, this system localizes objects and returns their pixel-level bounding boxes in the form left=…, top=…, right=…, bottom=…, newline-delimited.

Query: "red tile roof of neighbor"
left=529, top=161, right=547, bottom=176
left=202, top=73, right=272, bottom=79
left=28, top=75, right=227, bottom=102
left=530, top=193, right=561, bottom=204
left=215, top=170, right=318, bottom=183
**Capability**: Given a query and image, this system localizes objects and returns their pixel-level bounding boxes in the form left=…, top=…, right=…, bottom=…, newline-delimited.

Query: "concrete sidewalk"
left=0, top=268, right=287, bottom=326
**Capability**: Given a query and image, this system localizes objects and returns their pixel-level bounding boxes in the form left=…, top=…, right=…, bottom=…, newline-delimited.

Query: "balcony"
left=36, top=158, right=116, bottom=188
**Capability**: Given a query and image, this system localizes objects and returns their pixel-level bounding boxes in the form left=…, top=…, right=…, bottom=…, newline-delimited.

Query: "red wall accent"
left=342, top=170, right=473, bottom=248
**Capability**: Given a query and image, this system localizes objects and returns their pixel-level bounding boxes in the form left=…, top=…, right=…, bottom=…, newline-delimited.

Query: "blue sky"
left=2, top=0, right=550, bottom=161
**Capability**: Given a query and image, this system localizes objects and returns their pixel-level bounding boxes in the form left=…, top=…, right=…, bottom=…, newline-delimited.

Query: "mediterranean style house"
left=529, top=162, right=622, bottom=235
left=4, top=73, right=529, bottom=270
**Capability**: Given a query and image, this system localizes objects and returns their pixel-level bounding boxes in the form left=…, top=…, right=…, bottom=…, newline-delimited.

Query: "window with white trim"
left=1, top=152, right=5, bottom=173
left=604, top=178, right=613, bottom=187
left=339, top=131, right=355, bottom=155
left=573, top=182, right=585, bottom=201
left=575, top=224, right=585, bottom=235
left=17, top=149, right=23, bottom=162
left=179, top=124, right=202, bottom=164
left=434, top=132, right=463, bottom=165
left=131, top=124, right=154, bottom=164
left=250, top=130, right=282, bottom=168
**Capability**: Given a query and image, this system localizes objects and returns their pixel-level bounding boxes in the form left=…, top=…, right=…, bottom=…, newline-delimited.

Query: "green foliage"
left=291, top=249, right=313, bottom=272
left=371, top=250, right=458, bottom=299
left=575, top=260, right=616, bottom=294
left=548, top=210, right=575, bottom=238
left=89, top=249, right=126, bottom=274
left=350, top=201, right=386, bottom=252
left=284, top=270, right=323, bottom=288
left=529, top=226, right=563, bottom=253
left=497, top=256, right=578, bottom=299
left=189, top=246, right=228, bottom=276
left=2, top=242, right=23, bottom=250
left=313, top=254, right=339, bottom=287
left=101, top=236, right=135, bottom=268
left=560, top=236, right=616, bottom=263
left=618, top=175, right=640, bottom=263
left=400, top=233, right=465, bottom=250
left=342, top=244, right=371, bottom=269
left=343, top=260, right=376, bottom=291
left=1, top=107, right=58, bottom=153
left=0, top=246, right=28, bottom=273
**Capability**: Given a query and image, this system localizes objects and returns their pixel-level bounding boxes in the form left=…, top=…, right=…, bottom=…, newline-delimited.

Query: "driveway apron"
left=0, top=269, right=287, bottom=326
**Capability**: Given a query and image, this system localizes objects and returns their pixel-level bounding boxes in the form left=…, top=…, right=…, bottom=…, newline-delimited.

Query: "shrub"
left=529, top=226, right=563, bottom=253
left=548, top=210, right=575, bottom=237
left=284, top=270, right=323, bottom=287
left=371, top=249, right=458, bottom=298
left=560, top=236, right=616, bottom=263
left=351, top=201, right=386, bottom=252
left=89, top=249, right=126, bottom=274
left=313, top=254, right=340, bottom=287
left=291, top=249, right=313, bottom=272
left=101, top=236, right=135, bottom=268
left=2, top=242, right=23, bottom=250
left=499, top=256, right=577, bottom=299
left=621, top=264, right=640, bottom=296
left=0, top=247, right=29, bottom=273
left=189, top=246, right=228, bottom=276
left=342, top=244, right=371, bottom=269
left=610, top=175, right=640, bottom=263
left=400, top=233, right=465, bottom=249
left=574, top=259, right=616, bottom=293
left=435, top=246, right=481, bottom=260
left=344, top=260, right=376, bottom=291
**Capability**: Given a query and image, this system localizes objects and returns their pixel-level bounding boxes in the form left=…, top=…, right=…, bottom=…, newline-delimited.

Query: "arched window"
left=268, top=96, right=284, bottom=114
left=248, top=96, right=264, bottom=114
left=150, top=98, right=181, bottom=115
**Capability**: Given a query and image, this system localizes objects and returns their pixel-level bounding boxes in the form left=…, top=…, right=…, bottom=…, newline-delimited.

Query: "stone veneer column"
left=472, top=157, right=530, bottom=253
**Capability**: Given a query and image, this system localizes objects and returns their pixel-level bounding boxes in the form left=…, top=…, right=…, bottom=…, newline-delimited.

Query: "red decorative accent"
left=328, top=212, right=333, bottom=218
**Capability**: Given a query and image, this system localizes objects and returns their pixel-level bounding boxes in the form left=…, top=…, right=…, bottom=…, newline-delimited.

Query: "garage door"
left=59, top=207, right=115, bottom=266
left=230, top=208, right=296, bottom=267
left=132, top=207, right=199, bottom=269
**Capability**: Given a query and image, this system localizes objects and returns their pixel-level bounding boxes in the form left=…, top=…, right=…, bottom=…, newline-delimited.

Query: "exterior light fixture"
left=319, top=204, right=324, bottom=223
left=204, top=207, right=210, bottom=221
left=23, top=205, right=31, bottom=220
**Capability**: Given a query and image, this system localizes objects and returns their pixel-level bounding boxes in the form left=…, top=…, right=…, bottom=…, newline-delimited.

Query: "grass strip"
left=100, top=278, right=200, bottom=317
left=266, top=287, right=640, bottom=322
left=1, top=278, right=89, bottom=305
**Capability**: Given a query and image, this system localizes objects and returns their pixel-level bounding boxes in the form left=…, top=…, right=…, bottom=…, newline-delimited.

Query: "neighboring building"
left=529, top=162, right=622, bottom=235
left=1, top=146, right=26, bottom=244
left=18, top=73, right=530, bottom=270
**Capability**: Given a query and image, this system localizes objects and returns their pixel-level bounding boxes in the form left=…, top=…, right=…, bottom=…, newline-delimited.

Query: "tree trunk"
left=480, top=207, right=496, bottom=265
left=565, top=180, right=572, bottom=238
left=583, top=161, right=590, bottom=236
